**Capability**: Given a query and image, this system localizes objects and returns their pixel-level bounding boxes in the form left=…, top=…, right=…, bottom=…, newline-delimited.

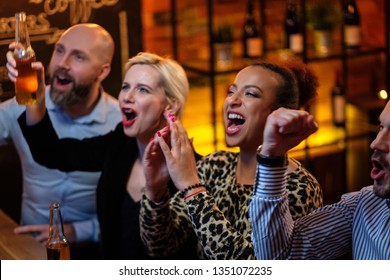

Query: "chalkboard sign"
left=0, top=0, right=142, bottom=99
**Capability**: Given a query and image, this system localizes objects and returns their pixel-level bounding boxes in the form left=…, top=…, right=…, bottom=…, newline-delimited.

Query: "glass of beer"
left=14, top=12, right=38, bottom=105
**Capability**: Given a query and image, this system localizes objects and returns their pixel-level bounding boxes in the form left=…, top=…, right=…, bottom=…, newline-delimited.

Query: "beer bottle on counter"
left=46, top=202, right=71, bottom=260
left=285, top=0, right=303, bottom=54
left=14, top=11, right=38, bottom=105
left=343, top=0, right=361, bottom=49
left=331, top=69, right=346, bottom=127
left=242, top=0, right=263, bottom=58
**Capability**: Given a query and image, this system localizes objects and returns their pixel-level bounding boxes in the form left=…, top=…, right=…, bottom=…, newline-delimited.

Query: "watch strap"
left=256, top=145, right=288, bottom=167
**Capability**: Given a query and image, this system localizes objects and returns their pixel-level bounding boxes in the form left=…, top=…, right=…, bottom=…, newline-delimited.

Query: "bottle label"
left=333, top=95, right=346, bottom=124
left=247, top=37, right=263, bottom=57
left=289, top=34, right=303, bottom=53
left=344, top=26, right=361, bottom=47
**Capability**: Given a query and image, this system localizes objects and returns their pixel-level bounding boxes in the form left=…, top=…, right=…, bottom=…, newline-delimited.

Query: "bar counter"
left=0, top=209, right=46, bottom=260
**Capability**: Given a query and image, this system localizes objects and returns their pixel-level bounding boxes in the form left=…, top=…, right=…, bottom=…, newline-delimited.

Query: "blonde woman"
left=17, top=52, right=200, bottom=259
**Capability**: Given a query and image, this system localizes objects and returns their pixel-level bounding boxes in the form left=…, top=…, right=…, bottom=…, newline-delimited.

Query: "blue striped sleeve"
left=254, top=164, right=288, bottom=197
left=250, top=163, right=292, bottom=259
left=250, top=164, right=359, bottom=259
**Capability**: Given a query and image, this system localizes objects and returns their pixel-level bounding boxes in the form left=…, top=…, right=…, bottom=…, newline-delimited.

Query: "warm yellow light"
left=378, top=89, right=388, bottom=100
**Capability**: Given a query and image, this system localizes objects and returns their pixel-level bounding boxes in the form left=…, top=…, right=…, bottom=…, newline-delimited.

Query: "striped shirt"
left=249, top=164, right=390, bottom=260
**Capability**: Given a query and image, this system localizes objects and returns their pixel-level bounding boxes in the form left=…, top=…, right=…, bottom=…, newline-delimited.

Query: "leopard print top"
left=140, top=151, right=323, bottom=260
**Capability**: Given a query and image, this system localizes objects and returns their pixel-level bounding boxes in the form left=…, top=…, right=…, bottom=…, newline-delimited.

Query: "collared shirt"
left=249, top=164, right=390, bottom=260
left=0, top=87, right=121, bottom=242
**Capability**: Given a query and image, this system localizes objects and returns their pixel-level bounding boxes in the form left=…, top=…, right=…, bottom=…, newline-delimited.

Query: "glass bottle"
left=285, top=0, right=303, bottom=54
left=331, top=69, right=346, bottom=127
left=14, top=11, right=38, bottom=105
left=46, top=202, right=71, bottom=260
left=242, top=0, right=263, bottom=58
left=343, top=0, right=361, bottom=49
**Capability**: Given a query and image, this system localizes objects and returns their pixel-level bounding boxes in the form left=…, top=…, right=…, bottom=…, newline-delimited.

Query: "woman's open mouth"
left=226, top=112, right=245, bottom=135
left=122, top=108, right=137, bottom=126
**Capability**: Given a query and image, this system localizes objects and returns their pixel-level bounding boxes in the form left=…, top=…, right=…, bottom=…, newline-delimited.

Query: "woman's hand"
left=156, top=113, right=200, bottom=191
left=143, top=125, right=171, bottom=202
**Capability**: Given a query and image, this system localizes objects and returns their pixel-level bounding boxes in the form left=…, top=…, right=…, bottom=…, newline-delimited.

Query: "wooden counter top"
left=0, top=209, right=46, bottom=260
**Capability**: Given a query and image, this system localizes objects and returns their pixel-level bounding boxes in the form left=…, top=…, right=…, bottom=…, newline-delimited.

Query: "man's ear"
left=98, top=63, right=111, bottom=81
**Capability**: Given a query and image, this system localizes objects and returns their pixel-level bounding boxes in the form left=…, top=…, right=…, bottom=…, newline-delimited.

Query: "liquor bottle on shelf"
left=242, top=0, right=263, bottom=58
left=13, top=11, right=38, bottom=105
left=331, top=69, right=346, bottom=127
left=284, top=0, right=303, bottom=54
left=343, top=0, right=361, bottom=49
left=46, top=202, right=71, bottom=260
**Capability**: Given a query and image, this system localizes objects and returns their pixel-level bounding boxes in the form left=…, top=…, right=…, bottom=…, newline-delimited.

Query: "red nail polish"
left=166, top=111, right=176, bottom=122
left=157, top=131, right=161, bottom=137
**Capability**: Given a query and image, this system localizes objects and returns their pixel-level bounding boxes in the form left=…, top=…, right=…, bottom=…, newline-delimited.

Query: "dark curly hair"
left=250, top=60, right=319, bottom=110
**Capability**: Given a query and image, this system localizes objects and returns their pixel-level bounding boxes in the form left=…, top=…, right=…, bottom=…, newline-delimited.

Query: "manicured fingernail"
left=157, top=131, right=161, bottom=137
left=167, top=111, right=176, bottom=122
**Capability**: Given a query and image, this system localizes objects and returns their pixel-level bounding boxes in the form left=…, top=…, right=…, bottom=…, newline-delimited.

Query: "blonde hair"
left=124, top=52, right=189, bottom=117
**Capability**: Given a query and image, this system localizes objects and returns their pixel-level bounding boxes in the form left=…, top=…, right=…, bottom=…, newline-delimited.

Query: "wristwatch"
left=256, top=145, right=288, bottom=167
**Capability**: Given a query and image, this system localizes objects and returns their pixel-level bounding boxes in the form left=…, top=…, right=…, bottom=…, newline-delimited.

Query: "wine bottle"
left=242, top=0, right=263, bottom=58
left=285, top=0, right=303, bottom=54
left=331, top=69, right=346, bottom=127
left=343, top=0, right=361, bottom=49
left=46, top=202, right=71, bottom=260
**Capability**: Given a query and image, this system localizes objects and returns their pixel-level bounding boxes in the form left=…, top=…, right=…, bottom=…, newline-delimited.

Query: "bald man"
left=2, top=24, right=121, bottom=259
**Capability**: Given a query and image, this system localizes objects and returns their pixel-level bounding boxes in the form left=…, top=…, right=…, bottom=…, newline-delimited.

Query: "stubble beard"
left=373, top=181, right=390, bottom=199
left=50, top=80, right=91, bottom=108
left=372, top=150, right=390, bottom=199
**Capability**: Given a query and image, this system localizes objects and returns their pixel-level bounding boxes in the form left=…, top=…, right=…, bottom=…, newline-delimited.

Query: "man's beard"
left=50, top=80, right=91, bottom=108
left=372, top=150, right=390, bottom=199
left=48, top=68, right=92, bottom=108
left=373, top=182, right=390, bottom=199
